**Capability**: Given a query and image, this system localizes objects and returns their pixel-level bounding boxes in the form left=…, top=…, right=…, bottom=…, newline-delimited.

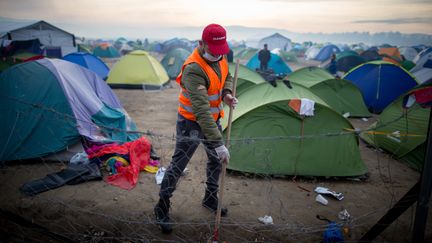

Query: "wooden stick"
left=212, top=59, right=239, bottom=242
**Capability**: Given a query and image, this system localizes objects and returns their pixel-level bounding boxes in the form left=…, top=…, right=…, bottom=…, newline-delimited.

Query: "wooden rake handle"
left=212, top=59, right=239, bottom=242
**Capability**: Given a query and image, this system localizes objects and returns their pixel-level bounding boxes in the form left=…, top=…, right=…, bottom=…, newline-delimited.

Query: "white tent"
left=0, top=19, right=76, bottom=56
left=411, top=50, right=432, bottom=83
left=399, top=47, right=418, bottom=61
left=258, top=33, right=292, bottom=52
left=413, top=48, right=432, bottom=64
left=305, top=46, right=320, bottom=60
left=411, top=51, right=432, bottom=73
left=412, top=68, right=432, bottom=84
left=270, top=48, right=281, bottom=55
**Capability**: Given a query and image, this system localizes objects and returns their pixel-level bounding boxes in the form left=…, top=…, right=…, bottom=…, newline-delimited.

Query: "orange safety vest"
left=176, top=48, right=228, bottom=121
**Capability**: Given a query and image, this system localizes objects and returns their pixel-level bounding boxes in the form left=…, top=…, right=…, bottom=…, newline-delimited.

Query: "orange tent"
left=379, top=47, right=401, bottom=65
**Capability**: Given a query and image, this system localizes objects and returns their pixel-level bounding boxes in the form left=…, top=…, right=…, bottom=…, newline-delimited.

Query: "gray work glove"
left=223, top=93, right=238, bottom=109
left=215, top=145, right=230, bottom=162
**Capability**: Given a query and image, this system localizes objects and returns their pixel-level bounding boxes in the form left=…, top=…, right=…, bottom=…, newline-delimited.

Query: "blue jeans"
left=159, top=114, right=222, bottom=199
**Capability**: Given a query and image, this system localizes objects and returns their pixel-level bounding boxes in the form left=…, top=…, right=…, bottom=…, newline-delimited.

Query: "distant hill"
left=129, top=25, right=432, bottom=47
left=88, top=24, right=432, bottom=47
left=226, top=26, right=432, bottom=47
left=1, top=17, right=431, bottom=47
left=114, top=25, right=432, bottom=47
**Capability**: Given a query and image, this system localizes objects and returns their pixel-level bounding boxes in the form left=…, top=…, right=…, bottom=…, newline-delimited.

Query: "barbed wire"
left=1, top=94, right=426, bottom=146
left=0, top=188, right=414, bottom=242
left=0, top=94, right=427, bottom=242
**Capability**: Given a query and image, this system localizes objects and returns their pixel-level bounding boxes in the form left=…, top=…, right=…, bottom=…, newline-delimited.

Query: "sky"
left=1, top=0, right=432, bottom=39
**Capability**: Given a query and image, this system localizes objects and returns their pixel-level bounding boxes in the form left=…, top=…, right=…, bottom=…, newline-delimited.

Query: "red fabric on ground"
left=107, top=136, right=151, bottom=190
left=87, top=137, right=152, bottom=190
left=87, top=143, right=129, bottom=158
left=86, top=143, right=119, bottom=157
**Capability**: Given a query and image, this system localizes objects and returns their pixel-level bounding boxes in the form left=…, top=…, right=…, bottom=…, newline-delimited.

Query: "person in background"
left=258, top=43, right=271, bottom=71
left=328, top=53, right=337, bottom=76
left=227, top=48, right=234, bottom=63
left=154, top=23, right=238, bottom=234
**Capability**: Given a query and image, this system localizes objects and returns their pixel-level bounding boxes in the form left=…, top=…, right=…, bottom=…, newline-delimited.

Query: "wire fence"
left=0, top=95, right=429, bottom=242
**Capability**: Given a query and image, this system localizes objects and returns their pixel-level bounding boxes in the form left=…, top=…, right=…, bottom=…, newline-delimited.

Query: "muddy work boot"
left=202, top=191, right=228, bottom=216
left=154, top=198, right=172, bottom=234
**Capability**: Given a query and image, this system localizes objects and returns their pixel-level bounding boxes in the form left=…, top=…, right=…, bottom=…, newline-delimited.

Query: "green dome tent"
left=221, top=81, right=367, bottom=177
left=287, top=67, right=371, bottom=117
left=335, top=51, right=366, bottom=73
left=400, top=60, right=416, bottom=71
left=289, top=66, right=334, bottom=82
left=228, top=63, right=265, bottom=96
left=161, top=48, right=191, bottom=79
left=360, top=81, right=431, bottom=171
left=107, top=50, right=169, bottom=90
left=77, top=44, right=92, bottom=53
left=279, top=50, right=298, bottom=63
left=232, top=46, right=246, bottom=57
left=235, top=48, right=258, bottom=61
left=93, top=44, right=120, bottom=58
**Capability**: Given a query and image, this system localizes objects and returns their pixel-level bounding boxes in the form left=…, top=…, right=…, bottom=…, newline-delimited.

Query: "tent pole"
left=412, top=107, right=432, bottom=243
left=212, top=59, right=239, bottom=243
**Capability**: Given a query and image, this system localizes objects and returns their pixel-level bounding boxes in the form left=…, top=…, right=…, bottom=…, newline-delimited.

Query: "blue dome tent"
left=246, top=52, right=292, bottom=75
left=63, top=52, right=110, bottom=80
left=314, top=45, right=340, bottom=62
left=343, top=61, right=418, bottom=113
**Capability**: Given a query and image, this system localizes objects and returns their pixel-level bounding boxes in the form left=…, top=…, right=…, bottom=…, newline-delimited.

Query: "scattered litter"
left=155, top=167, right=166, bottom=185
left=258, top=215, right=274, bottom=225
left=362, top=118, right=368, bottom=122
left=314, top=186, right=344, bottom=200
left=338, top=209, right=351, bottom=221
left=342, top=225, right=350, bottom=236
left=323, top=221, right=344, bottom=242
left=315, top=194, right=328, bottom=205
left=182, top=167, right=189, bottom=176
left=70, top=152, right=89, bottom=165
left=149, top=159, right=160, bottom=167
left=316, top=215, right=345, bottom=242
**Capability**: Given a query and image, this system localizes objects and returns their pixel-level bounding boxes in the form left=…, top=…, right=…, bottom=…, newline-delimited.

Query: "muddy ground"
left=0, top=59, right=430, bottom=242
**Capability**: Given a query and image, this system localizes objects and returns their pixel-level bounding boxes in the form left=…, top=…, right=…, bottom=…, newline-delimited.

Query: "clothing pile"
left=86, top=136, right=159, bottom=190
left=20, top=136, right=160, bottom=196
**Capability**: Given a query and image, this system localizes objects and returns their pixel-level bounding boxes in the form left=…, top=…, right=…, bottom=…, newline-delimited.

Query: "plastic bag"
left=155, top=167, right=166, bottom=185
